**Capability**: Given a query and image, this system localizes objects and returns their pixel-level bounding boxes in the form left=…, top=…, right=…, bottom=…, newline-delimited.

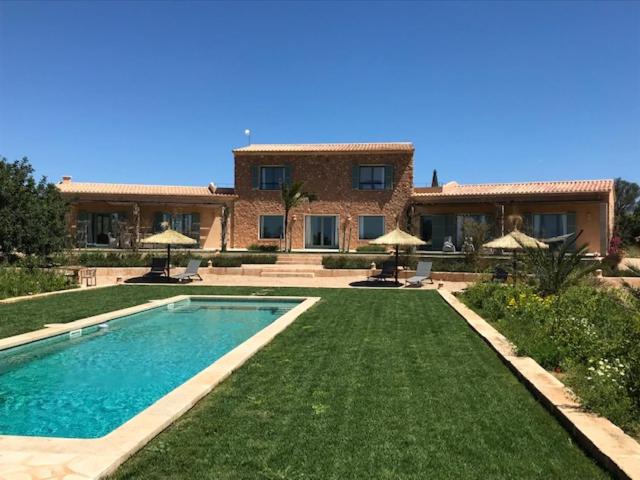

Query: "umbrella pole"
left=395, top=244, right=399, bottom=285
left=167, top=244, right=171, bottom=278
left=513, top=250, right=517, bottom=285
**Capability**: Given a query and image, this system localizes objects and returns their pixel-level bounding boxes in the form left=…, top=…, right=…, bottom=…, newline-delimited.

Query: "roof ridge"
left=58, top=181, right=211, bottom=189
left=238, top=142, right=413, bottom=145
left=445, top=179, right=613, bottom=188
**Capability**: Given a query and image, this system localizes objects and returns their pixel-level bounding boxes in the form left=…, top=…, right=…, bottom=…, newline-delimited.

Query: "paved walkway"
left=96, top=273, right=468, bottom=292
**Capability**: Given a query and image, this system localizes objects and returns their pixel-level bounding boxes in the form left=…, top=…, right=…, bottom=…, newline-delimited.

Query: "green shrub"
left=321, top=254, right=509, bottom=272
left=322, top=255, right=389, bottom=269
left=247, top=244, right=279, bottom=252
left=461, top=281, right=640, bottom=435
left=0, top=268, right=75, bottom=300
left=355, top=245, right=387, bottom=253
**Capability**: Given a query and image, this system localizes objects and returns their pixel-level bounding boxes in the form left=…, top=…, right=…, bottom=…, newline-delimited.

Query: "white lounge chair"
left=175, top=259, right=203, bottom=282
left=406, top=261, right=433, bottom=287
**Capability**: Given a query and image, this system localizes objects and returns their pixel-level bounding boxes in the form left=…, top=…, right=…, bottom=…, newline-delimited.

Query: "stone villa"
left=58, top=142, right=615, bottom=254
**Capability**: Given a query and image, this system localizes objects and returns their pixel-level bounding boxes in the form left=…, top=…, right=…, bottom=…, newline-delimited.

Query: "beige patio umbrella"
left=141, top=229, right=197, bottom=278
left=483, top=228, right=548, bottom=282
left=370, top=228, right=426, bottom=284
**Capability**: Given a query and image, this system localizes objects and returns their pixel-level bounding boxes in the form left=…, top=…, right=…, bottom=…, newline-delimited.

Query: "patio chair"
left=442, top=236, right=456, bottom=253
left=492, top=266, right=508, bottom=283
left=406, top=261, right=433, bottom=287
left=174, top=259, right=203, bottom=282
left=147, top=257, right=167, bottom=277
left=368, top=261, right=396, bottom=282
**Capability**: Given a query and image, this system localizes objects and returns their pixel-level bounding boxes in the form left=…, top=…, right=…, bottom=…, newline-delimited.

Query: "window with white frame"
left=358, top=215, right=385, bottom=240
left=259, top=215, right=284, bottom=239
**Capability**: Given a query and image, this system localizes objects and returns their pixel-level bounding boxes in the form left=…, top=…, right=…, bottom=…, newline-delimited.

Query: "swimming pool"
left=0, top=297, right=301, bottom=439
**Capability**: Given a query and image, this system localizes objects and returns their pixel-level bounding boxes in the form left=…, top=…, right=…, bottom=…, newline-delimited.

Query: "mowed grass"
left=0, top=285, right=609, bottom=479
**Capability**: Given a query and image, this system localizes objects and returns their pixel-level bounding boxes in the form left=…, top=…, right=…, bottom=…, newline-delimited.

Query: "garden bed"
left=0, top=267, right=76, bottom=300
left=460, top=281, right=640, bottom=440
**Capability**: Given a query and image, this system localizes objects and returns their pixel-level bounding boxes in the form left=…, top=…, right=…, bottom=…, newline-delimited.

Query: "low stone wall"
left=81, top=267, right=637, bottom=286
left=88, top=266, right=489, bottom=282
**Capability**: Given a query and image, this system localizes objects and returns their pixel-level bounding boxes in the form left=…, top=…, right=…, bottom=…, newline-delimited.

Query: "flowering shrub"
left=462, top=281, right=640, bottom=435
left=0, top=268, right=75, bottom=300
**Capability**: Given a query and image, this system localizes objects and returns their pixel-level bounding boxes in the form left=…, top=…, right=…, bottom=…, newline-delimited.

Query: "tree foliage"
left=521, top=231, right=599, bottom=296
left=614, top=178, right=640, bottom=246
left=431, top=169, right=439, bottom=187
left=614, top=177, right=640, bottom=219
left=0, top=157, right=68, bottom=259
left=281, top=181, right=316, bottom=252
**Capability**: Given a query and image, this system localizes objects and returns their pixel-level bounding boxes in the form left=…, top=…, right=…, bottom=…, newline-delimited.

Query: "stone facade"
left=232, top=150, right=414, bottom=250
left=58, top=143, right=615, bottom=254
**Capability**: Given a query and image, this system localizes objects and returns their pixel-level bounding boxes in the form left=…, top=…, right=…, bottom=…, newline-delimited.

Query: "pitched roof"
left=57, top=181, right=235, bottom=198
left=413, top=179, right=613, bottom=198
left=233, top=143, right=414, bottom=154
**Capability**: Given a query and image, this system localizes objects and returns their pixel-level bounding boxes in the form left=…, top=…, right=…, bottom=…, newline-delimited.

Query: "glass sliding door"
left=420, top=214, right=456, bottom=251
left=305, top=216, right=338, bottom=249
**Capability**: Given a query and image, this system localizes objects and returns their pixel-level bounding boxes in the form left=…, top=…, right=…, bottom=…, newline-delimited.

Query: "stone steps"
left=276, top=254, right=323, bottom=265
left=260, top=271, right=316, bottom=278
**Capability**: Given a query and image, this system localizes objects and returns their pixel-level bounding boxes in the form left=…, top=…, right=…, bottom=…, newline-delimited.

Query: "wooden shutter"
left=522, top=213, right=533, bottom=235
left=284, top=165, right=292, bottom=186
left=191, top=213, right=201, bottom=243
left=444, top=214, right=457, bottom=246
left=77, top=211, right=90, bottom=246
left=352, top=165, right=360, bottom=189
left=251, top=165, right=260, bottom=190
left=153, top=212, right=164, bottom=233
left=384, top=165, right=394, bottom=190
left=566, top=212, right=576, bottom=234
left=431, top=215, right=445, bottom=250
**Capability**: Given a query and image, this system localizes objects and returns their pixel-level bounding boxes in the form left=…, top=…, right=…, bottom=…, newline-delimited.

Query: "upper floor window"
left=260, top=166, right=286, bottom=190
left=353, top=165, right=394, bottom=190
left=358, top=166, right=385, bottom=190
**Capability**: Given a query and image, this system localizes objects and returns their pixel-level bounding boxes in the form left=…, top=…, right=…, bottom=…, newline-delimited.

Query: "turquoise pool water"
left=0, top=298, right=299, bottom=438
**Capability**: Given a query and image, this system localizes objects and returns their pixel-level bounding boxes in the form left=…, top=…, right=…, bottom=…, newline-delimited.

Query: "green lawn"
left=0, top=286, right=609, bottom=479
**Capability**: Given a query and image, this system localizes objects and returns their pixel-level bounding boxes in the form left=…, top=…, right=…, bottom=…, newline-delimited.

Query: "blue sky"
left=1, top=1, right=638, bottom=187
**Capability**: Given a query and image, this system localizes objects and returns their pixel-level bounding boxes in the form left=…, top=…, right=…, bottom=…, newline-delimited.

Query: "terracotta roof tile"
left=413, top=179, right=613, bottom=197
left=233, top=143, right=414, bottom=153
left=57, top=182, right=235, bottom=197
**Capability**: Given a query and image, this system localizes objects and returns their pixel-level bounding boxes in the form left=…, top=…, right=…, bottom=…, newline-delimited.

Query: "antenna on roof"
left=244, top=129, right=251, bottom=145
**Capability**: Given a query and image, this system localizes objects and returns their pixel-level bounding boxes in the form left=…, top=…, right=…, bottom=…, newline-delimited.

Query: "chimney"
left=61, top=176, right=72, bottom=184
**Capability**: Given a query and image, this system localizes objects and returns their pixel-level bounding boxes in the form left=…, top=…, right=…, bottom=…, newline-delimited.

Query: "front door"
left=305, top=216, right=338, bottom=249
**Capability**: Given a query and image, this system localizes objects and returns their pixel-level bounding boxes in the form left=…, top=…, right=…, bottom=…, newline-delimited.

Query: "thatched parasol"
left=370, top=228, right=426, bottom=284
left=141, top=229, right=197, bottom=277
left=483, top=229, right=548, bottom=282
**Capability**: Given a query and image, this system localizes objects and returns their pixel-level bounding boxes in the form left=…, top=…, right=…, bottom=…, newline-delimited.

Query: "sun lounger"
left=406, top=261, right=433, bottom=286
left=174, top=259, right=203, bottom=282
left=148, top=257, right=167, bottom=276
left=368, top=261, right=396, bottom=282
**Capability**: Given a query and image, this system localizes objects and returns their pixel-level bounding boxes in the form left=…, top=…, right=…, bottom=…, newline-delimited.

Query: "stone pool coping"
left=0, top=294, right=321, bottom=479
left=438, top=289, right=640, bottom=480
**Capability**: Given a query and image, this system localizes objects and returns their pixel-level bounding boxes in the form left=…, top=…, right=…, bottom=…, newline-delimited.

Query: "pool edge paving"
left=0, top=295, right=320, bottom=480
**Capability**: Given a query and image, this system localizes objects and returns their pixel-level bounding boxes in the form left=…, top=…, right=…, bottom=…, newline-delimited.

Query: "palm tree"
left=281, top=181, right=316, bottom=252
left=522, top=230, right=599, bottom=296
